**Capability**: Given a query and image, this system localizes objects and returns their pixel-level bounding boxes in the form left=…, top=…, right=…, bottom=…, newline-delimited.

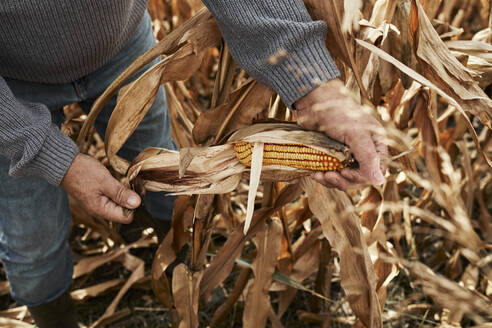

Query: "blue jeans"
left=0, top=12, right=176, bottom=306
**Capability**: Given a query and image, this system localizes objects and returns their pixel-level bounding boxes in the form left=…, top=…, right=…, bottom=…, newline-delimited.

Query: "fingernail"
left=372, top=169, right=385, bottom=185
left=127, top=195, right=140, bottom=207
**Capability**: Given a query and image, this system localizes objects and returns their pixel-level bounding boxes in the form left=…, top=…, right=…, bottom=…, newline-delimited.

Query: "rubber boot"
left=28, top=290, right=78, bottom=328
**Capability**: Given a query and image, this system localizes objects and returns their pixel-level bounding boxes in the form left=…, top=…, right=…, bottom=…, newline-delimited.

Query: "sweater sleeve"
left=0, top=77, right=79, bottom=185
left=201, top=0, right=340, bottom=107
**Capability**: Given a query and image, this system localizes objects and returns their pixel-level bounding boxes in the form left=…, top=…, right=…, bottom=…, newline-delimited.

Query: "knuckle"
left=337, top=185, right=347, bottom=192
left=99, top=197, right=119, bottom=222
left=114, top=185, right=127, bottom=205
left=344, top=132, right=360, bottom=146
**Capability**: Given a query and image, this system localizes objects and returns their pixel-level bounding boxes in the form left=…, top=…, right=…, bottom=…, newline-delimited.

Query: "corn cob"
left=234, top=141, right=345, bottom=171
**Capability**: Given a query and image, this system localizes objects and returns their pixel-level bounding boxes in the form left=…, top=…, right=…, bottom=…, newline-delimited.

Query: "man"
left=0, top=1, right=386, bottom=327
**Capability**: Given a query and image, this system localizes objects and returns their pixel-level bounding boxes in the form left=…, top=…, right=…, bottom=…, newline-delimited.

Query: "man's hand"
left=295, top=79, right=388, bottom=191
left=61, top=153, right=141, bottom=223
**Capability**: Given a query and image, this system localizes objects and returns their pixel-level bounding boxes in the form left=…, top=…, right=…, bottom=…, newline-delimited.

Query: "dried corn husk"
left=129, top=123, right=355, bottom=233
left=129, top=123, right=355, bottom=196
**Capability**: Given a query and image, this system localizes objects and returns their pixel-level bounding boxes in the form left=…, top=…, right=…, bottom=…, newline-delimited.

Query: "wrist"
left=294, top=78, right=344, bottom=112
left=60, top=152, right=82, bottom=190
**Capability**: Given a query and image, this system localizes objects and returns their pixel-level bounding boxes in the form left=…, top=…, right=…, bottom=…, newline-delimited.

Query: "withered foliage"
left=1, top=0, right=492, bottom=327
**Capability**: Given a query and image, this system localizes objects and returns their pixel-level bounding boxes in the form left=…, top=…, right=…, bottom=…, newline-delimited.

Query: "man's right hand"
left=61, top=153, right=141, bottom=223
left=295, top=79, right=388, bottom=191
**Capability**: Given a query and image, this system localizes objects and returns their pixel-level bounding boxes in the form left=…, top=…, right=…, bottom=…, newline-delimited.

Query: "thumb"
left=103, top=176, right=142, bottom=209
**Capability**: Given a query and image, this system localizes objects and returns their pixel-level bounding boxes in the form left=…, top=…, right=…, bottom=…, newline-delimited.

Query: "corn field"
left=1, top=0, right=492, bottom=327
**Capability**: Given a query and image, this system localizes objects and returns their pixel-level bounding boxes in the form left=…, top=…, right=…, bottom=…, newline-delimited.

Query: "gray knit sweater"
left=0, top=0, right=339, bottom=186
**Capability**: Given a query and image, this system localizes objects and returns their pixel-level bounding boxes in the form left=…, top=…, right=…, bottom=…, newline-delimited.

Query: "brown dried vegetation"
left=1, top=0, right=492, bottom=327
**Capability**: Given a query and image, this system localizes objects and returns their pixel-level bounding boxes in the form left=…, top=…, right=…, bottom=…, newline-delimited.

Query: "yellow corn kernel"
left=233, top=141, right=344, bottom=171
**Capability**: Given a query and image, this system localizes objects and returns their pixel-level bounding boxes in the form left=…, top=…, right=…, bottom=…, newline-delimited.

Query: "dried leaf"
left=90, top=253, right=145, bottom=328
left=151, top=229, right=176, bottom=308
left=356, top=38, right=492, bottom=167
left=73, top=236, right=154, bottom=279
left=212, top=268, right=251, bottom=325
left=172, top=264, right=203, bottom=328
left=71, top=279, right=124, bottom=302
left=0, top=318, right=33, bottom=328
left=301, top=177, right=382, bottom=328
left=360, top=187, right=383, bottom=231
left=342, top=0, right=362, bottom=33
left=408, top=260, right=492, bottom=318
left=200, top=184, right=300, bottom=300
left=77, top=8, right=218, bottom=148
left=284, top=236, right=321, bottom=287
left=243, top=218, right=282, bottom=328
left=244, top=142, right=264, bottom=234
left=211, top=45, right=237, bottom=108
left=151, top=196, right=193, bottom=308
left=199, top=208, right=274, bottom=301
left=304, top=0, right=370, bottom=100
left=192, top=81, right=274, bottom=145
left=413, top=87, right=443, bottom=184
left=0, top=306, right=31, bottom=323
left=105, top=37, right=218, bottom=172
left=409, top=0, right=492, bottom=129
left=165, top=82, right=198, bottom=148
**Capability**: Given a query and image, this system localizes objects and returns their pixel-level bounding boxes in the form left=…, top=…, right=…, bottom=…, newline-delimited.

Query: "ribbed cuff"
left=261, top=37, right=340, bottom=108
left=30, top=125, right=80, bottom=186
